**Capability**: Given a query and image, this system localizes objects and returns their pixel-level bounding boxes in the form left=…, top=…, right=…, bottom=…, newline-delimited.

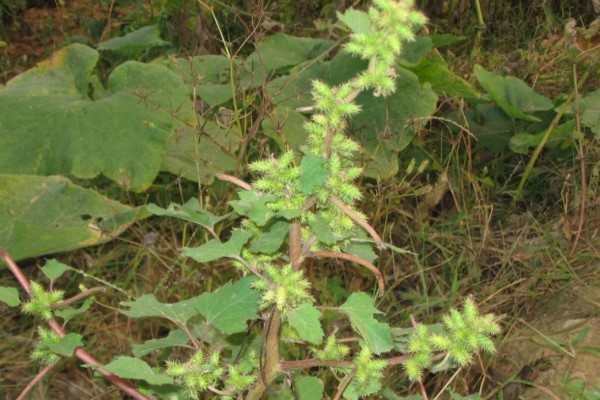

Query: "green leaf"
left=120, top=294, right=201, bottom=325
left=341, top=241, right=378, bottom=264
left=340, top=292, right=393, bottom=354
left=0, top=286, right=20, bottom=307
left=272, top=376, right=325, bottom=400
left=196, top=276, right=260, bottom=335
left=0, top=44, right=193, bottom=191
left=474, top=64, right=553, bottom=122
left=298, top=154, right=328, bottom=194
left=344, top=375, right=382, bottom=400
left=132, top=329, right=190, bottom=357
left=579, top=89, right=600, bottom=136
left=430, top=33, right=466, bottom=48
left=509, top=120, right=575, bottom=154
left=41, top=259, right=69, bottom=280
left=146, top=198, right=228, bottom=231
left=229, top=191, right=278, bottom=226
left=161, top=121, right=241, bottom=184
left=101, top=356, right=174, bottom=385
left=98, top=25, right=169, bottom=58
left=336, top=8, right=371, bottom=33
left=181, top=230, right=254, bottom=263
left=410, top=56, right=481, bottom=99
left=308, top=215, right=337, bottom=245
left=399, top=37, right=432, bottom=67
left=45, top=333, right=83, bottom=357
left=0, top=174, right=142, bottom=263
left=54, top=296, right=95, bottom=324
left=287, top=303, right=324, bottom=344
left=462, top=104, right=514, bottom=153
left=250, top=220, right=289, bottom=254
left=261, top=105, right=309, bottom=151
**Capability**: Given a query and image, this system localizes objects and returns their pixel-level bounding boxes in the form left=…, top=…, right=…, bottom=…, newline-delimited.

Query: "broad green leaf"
left=45, top=333, right=83, bottom=357
left=287, top=303, right=324, bottom=344
left=430, top=33, right=466, bottom=48
left=196, top=276, right=260, bottom=335
left=229, top=191, right=278, bottom=226
left=244, top=33, right=334, bottom=76
left=308, top=215, right=336, bottom=245
left=462, top=104, right=514, bottom=153
left=340, top=292, right=393, bottom=354
left=261, top=105, right=309, bottom=151
left=98, top=25, right=169, bottom=58
left=399, top=37, right=432, bottom=67
left=0, top=44, right=193, bottom=191
left=272, top=376, right=325, bottom=400
left=410, top=56, right=481, bottom=99
left=54, top=297, right=95, bottom=324
left=182, top=230, right=253, bottom=263
left=41, top=259, right=69, bottom=280
left=0, top=174, right=142, bottom=263
left=341, top=241, right=378, bottom=264
left=161, top=121, right=241, bottom=184
left=298, top=154, right=328, bottom=194
left=120, top=294, right=201, bottom=325
left=509, top=120, right=575, bottom=154
left=336, top=8, right=371, bottom=33
left=101, top=356, right=174, bottom=385
left=146, top=198, right=228, bottom=231
left=249, top=220, right=289, bottom=254
left=132, top=329, right=190, bottom=357
left=0, top=286, right=20, bottom=307
left=474, top=65, right=553, bottom=122
left=579, top=89, right=600, bottom=136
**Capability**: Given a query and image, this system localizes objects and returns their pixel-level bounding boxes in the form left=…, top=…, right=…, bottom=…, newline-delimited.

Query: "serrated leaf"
left=120, top=294, right=200, bottom=325
left=579, top=89, right=600, bottom=136
left=340, top=292, right=393, bottom=354
left=229, top=191, right=278, bottom=226
left=287, top=303, right=324, bottom=345
left=0, top=44, right=193, bottom=191
left=0, top=174, right=142, bottom=263
left=181, top=230, right=253, bottom=263
left=249, top=220, right=289, bottom=254
left=298, top=154, right=328, bottom=194
left=45, top=333, right=83, bottom=357
left=41, top=259, right=69, bottom=280
left=55, top=296, right=95, bottom=324
left=474, top=64, right=553, bottom=122
left=343, top=374, right=382, bottom=400
left=308, top=215, right=336, bottom=245
left=196, top=276, right=260, bottom=335
left=146, top=198, right=228, bottom=231
left=337, top=8, right=371, bottom=33
left=0, top=286, right=20, bottom=307
left=133, top=329, right=190, bottom=357
left=101, top=356, right=174, bottom=385
left=272, top=376, right=325, bottom=400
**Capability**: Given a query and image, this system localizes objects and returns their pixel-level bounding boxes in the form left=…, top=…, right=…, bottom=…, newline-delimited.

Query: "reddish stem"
left=329, top=195, right=385, bottom=249
left=310, top=250, right=385, bottom=293
left=0, top=249, right=149, bottom=400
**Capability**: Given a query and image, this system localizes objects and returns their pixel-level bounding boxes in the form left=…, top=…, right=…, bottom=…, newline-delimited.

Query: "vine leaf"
left=41, top=259, right=69, bottom=280
left=340, top=292, right=393, bottom=354
left=99, top=356, right=174, bottom=385
left=196, top=276, right=260, bottom=335
left=45, top=333, right=84, bottom=357
left=182, top=230, right=253, bottom=263
left=287, top=303, right=324, bottom=345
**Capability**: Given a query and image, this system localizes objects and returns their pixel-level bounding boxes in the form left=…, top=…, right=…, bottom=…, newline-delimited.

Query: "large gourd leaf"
left=0, top=44, right=193, bottom=192
left=0, top=174, right=142, bottom=262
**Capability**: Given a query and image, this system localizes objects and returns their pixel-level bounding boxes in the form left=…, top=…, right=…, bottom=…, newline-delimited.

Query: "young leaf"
left=181, top=230, right=253, bottom=263
left=0, top=286, right=20, bottom=307
left=336, top=8, right=372, bottom=34
left=41, top=259, right=69, bottom=280
left=45, top=333, right=84, bottom=357
left=249, top=220, right=289, bottom=254
left=54, top=297, right=95, bottom=324
left=100, top=356, right=174, bottom=386
left=298, top=154, right=328, bottom=195
left=120, top=294, right=201, bottom=325
left=229, top=191, right=278, bottom=226
left=287, top=303, right=325, bottom=345
left=340, top=292, right=393, bottom=354
left=308, top=215, right=337, bottom=245
left=196, top=276, right=260, bottom=335
left=271, top=376, right=325, bottom=400
left=474, top=65, right=553, bottom=122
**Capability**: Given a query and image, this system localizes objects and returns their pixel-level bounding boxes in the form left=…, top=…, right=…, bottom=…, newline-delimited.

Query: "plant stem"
left=309, top=251, right=385, bottom=293
left=246, top=309, right=281, bottom=400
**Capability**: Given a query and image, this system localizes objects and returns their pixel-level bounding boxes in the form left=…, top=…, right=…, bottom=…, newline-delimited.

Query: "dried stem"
left=53, top=287, right=106, bottom=309
left=333, top=368, right=356, bottom=400
left=216, top=173, right=253, bottom=191
left=310, top=250, right=385, bottom=293
left=281, top=359, right=353, bottom=370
